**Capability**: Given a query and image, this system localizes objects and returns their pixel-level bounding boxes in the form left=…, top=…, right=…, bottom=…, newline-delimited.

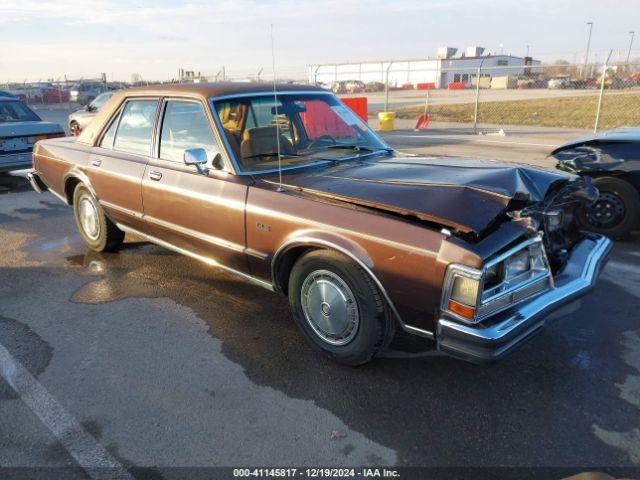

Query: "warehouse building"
left=308, top=47, right=541, bottom=88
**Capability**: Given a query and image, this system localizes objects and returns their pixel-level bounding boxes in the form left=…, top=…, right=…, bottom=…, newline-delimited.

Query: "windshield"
left=212, top=92, right=390, bottom=173
left=89, top=92, right=113, bottom=111
left=0, top=100, right=40, bottom=122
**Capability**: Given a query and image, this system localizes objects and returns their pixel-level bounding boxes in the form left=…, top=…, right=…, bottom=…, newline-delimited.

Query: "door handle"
left=149, top=171, right=162, bottom=181
left=91, top=159, right=102, bottom=167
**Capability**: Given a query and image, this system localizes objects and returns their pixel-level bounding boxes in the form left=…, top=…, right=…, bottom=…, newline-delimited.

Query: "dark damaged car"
left=553, top=127, right=640, bottom=239
left=27, top=83, right=612, bottom=365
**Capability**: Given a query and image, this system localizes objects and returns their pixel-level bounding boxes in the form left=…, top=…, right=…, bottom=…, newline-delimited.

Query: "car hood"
left=551, top=127, right=640, bottom=154
left=268, top=154, right=573, bottom=234
left=0, top=121, right=64, bottom=137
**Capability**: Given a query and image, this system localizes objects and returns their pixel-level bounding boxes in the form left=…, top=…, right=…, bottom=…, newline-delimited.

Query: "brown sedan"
left=27, top=83, right=612, bottom=365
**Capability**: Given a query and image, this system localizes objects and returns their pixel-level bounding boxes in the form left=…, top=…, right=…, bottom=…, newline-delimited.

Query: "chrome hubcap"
left=300, top=269, right=359, bottom=346
left=78, top=196, right=100, bottom=240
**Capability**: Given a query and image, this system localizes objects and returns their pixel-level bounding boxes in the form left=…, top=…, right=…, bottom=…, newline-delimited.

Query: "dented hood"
left=270, top=155, right=573, bottom=234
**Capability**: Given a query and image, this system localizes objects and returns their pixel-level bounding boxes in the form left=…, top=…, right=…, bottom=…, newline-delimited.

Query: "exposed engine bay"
left=508, top=177, right=599, bottom=270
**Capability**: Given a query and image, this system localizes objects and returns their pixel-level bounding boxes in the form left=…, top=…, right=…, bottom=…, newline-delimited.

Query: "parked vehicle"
left=0, top=97, right=64, bottom=172
left=331, top=80, right=365, bottom=94
left=365, top=82, right=385, bottom=92
left=548, top=77, right=570, bottom=89
left=28, top=83, right=611, bottom=365
left=553, top=127, right=640, bottom=239
left=69, top=83, right=112, bottom=105
left=42, top=88, right=71, bottom=104
left=0, top=91, right=18, bottom=99
left=68, top=92, right=115, bottom=136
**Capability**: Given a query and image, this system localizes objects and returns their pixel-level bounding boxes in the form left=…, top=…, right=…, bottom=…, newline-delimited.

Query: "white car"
left=548, top=77, right=570, bottom=89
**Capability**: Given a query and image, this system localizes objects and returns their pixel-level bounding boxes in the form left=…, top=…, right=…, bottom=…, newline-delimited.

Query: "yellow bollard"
left=377, top=111, right=396, bottom=131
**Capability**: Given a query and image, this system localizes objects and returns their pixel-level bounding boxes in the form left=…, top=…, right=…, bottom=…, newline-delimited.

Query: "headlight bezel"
left=441, top=236, right=553, bottom=325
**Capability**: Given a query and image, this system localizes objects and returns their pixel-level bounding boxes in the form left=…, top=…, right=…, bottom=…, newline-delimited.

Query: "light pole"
left=525, top=45, right=530, bottom=57
left=626, top=31, right=635, bottom=68
left=583, top=22, right=593, bottom=79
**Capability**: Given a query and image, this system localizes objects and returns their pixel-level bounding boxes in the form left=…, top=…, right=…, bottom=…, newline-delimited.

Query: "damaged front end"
left=437, top=176, right=611, bottom=363
left=507, top=176, right=599, bottom=270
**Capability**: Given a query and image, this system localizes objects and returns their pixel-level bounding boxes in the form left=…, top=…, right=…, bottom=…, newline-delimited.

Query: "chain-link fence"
left=4, top=60, right=638, bottom=133
left=310, top=57, right=640, bottom=133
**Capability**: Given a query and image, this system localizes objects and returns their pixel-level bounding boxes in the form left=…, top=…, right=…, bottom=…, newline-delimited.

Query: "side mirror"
left=184, top=148, right=210, bottom=175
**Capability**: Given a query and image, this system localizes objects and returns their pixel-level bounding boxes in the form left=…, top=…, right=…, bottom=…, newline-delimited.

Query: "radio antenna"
left=270, top=23, right=283, bottom=192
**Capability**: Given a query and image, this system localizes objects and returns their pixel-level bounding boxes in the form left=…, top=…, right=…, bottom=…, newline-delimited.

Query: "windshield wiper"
left=242, top=152, right=303, bottom=159
left=325, top=145, right=393, bottom=154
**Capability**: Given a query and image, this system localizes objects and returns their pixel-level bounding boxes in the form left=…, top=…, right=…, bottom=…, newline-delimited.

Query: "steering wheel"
left=308, top=135, right=337, bottom=149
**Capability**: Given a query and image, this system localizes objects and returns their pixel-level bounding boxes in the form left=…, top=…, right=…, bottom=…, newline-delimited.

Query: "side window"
left=99, top=109, right=121, bottom=149
left=159, top=100, right=220, bottom=166
left=112, top=99, right=158, bottom=156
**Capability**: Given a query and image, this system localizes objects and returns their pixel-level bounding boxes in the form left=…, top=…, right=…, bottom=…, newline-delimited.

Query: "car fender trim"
left=272, top=235, right=435, bottom=340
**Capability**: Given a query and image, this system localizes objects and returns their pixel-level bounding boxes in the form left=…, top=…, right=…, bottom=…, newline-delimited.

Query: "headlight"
left=442, top=236, right=551, bottom=324
left=504, top=249, right=530, bottom=281
left=451, top=276, right=479, bottom=306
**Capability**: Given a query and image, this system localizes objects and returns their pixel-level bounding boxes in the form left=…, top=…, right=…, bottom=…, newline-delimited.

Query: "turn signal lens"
left=448, top=300, right=476, bottom=320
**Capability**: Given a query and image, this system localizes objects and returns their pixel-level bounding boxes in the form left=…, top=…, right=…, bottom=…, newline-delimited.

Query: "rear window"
left=112, top=99, right=158, bottom=156
left=0, top=100, right=40, bottom=122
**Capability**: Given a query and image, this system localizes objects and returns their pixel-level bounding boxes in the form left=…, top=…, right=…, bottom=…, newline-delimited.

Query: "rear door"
left=87, top=98, right=159, bottom=230
left=141, top=98, right=250, bottom=273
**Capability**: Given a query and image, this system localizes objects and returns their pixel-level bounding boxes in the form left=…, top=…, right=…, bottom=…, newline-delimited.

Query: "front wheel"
left=288, top=250, right=395, bottom=366
left=72, top=184, right=124, bottom=252
left=578, top=177, right=640, bottom=240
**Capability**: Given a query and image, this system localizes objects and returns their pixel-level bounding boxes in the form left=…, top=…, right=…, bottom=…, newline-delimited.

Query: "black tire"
left=72, top=184, right=124, bottom=252
left=288, top=249, right=395, bottom=366
left=577, top=176, right=640, bottom=240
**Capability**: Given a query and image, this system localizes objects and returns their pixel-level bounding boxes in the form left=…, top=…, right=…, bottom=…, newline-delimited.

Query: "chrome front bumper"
left=27, top=170, right=48, bottom=194
left=436, top=233, right=612, bottom=363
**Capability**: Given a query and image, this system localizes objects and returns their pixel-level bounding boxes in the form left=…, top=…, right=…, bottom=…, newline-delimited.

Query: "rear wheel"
left=72, top=184, right=124, bottom=252
left=288, top=249, right=395, bottom=366
left=578, top=176, right=640, bottom=240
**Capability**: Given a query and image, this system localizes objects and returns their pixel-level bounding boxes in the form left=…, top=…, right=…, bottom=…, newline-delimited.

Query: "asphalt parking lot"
left=1, top=123, right=640, bottom=479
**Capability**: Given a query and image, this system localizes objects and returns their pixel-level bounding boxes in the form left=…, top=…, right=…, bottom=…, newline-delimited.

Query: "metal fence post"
left=594, top=50, right=612, bottom=133
left=384, top=62, right=393, bottom=112
left=473, top=57, right=486, bottom=134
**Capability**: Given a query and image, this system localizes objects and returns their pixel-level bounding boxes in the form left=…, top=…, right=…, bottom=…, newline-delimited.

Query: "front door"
left=141, top=99, right=250, bottom=274
left=87, top=98, right=159, bottom=230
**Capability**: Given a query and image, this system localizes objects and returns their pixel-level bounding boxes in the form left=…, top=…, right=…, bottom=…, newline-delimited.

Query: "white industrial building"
left=308, top=47, right=541, bottom=88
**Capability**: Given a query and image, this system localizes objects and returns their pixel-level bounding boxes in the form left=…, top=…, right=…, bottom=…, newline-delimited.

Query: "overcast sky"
left=1, top=0, right=639, bottom=82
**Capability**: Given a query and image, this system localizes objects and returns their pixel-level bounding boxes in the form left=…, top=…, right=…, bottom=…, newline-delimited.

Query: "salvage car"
left=68, top=92, right=114, bottom=136
left=1, top=96, right=64, bottom=172
left=553, top=127, right=640, bottom=239
left=27, top=83, right=611, bottom=365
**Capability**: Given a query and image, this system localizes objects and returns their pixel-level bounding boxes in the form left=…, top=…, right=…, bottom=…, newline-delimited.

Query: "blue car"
left=0, top=90, right=18, bottom=99
left=0, top=96, right=65, bottom=172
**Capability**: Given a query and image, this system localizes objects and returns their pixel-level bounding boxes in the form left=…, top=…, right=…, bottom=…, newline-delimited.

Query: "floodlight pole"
left=583, top=22, right=593, bottom=79
left=626, top=31, right=635, bottom=68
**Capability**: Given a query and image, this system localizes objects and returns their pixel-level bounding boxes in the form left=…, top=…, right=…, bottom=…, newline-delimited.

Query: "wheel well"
left=273, top=246, right=317, bottom=294
left=583, top=171, right=640, bottom=194
left=64, top=177, right=81, bottom=204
